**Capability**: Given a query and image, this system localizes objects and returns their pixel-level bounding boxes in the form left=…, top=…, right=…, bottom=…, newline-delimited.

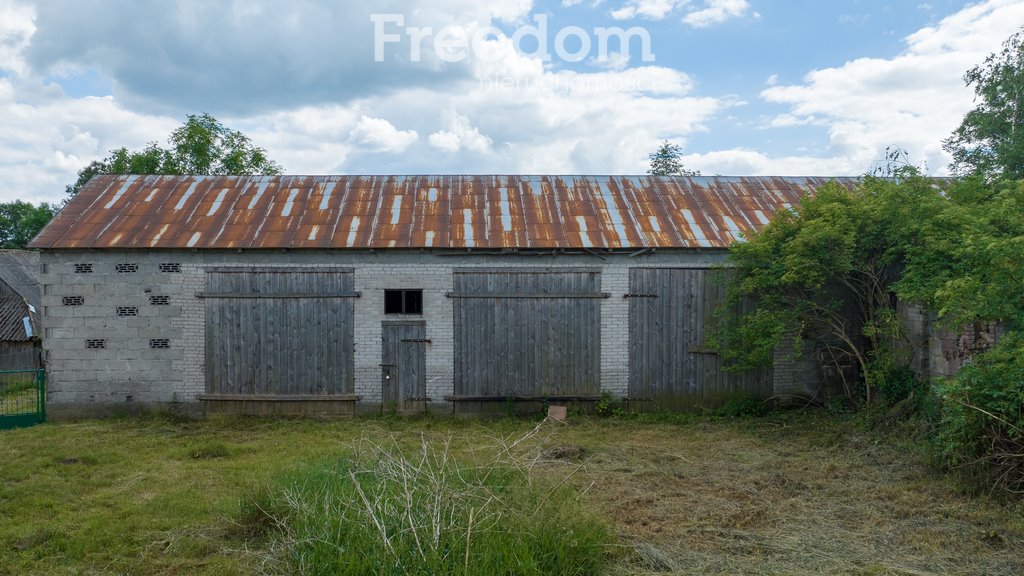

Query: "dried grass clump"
left=241, top=420, right=611, bottom=575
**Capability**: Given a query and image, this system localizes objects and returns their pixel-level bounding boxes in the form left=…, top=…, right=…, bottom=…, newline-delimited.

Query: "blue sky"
left=0, top=0, right=1022, bottom=203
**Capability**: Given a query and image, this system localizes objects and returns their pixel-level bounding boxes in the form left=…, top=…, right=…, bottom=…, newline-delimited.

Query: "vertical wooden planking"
left=628, top=267, right=772, bottom=410
left=452, top=269, right=600, bottom=398
left=204, top=268, right=355, bottom=397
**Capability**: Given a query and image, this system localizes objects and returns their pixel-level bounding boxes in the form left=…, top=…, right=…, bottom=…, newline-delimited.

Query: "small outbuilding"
left=30, top=175, right=854, bottom=417
left=0, top=250, right=42, bottom=370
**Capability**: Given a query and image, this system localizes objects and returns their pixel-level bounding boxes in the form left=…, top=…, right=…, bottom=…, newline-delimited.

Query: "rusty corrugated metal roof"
left=30, top=175, right=856, bottom=250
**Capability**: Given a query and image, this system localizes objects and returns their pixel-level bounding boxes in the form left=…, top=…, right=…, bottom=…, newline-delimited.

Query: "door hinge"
left=400, top=338, right=432, bottom=343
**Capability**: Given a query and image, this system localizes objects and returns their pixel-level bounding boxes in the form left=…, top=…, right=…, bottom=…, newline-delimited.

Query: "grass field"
left=1, top=412, right=1022, bottom=575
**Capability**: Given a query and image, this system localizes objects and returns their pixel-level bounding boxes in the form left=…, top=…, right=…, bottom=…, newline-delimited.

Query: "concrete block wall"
left=40, top=249, right=729, bottom=414
left=898, top=300, right=1003, bottom=381
left=40, top=252, right=188, bottom=412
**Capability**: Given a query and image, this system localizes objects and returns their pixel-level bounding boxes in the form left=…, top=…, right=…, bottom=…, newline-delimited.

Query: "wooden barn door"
left=203, top=267, right=357, bottom=402
left=381, top=321, right=427, bottom=413
left=628, top=267, right=771, bottom=410
left=451, top=268, right=604, bottom=400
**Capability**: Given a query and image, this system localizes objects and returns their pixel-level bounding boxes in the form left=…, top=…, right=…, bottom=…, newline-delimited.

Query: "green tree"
left=66, top=113, right=283, bottom=198
left=898, top=177, right=1024, bottom=329
left=943, top=29, right=1024, bottom=179
left=0, top=200, right=58, bottom=249
left=647, top=141, right=700, bottom=176
left=711, top=172, right=947, bottom=405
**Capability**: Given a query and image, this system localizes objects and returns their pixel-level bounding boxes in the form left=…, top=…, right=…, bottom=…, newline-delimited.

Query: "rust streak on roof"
left=30, top=175, right=857, bottom=250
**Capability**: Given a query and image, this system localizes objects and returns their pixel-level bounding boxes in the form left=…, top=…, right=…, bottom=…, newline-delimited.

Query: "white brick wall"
left=40, top=249, right=727, bottom=412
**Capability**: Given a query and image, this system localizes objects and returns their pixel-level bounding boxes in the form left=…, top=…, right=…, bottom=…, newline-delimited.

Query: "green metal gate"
left=0, top=370, right=45, bottom=430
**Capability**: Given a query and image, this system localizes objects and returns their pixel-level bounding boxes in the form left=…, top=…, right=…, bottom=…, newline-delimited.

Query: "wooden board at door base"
left=199, top=396, right=358, bottom=416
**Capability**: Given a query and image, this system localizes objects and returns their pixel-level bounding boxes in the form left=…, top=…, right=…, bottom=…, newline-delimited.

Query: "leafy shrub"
left=936, top=333, right=1024, bottom=496
left=875, top=365, right=922, bottom=407
left=594, top=392, right=623, bottom=417
left=242, top=436, right=612, bottom=575
left=712, top=395, right=769, bottom=418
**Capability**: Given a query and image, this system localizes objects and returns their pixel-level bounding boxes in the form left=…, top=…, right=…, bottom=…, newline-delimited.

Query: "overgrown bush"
left=711, top=395, right=769, bottom=418
left=874, top=365, right=922, bottom=407
left=241, top=433, right=611, bottom=575
left=936, top=333, right=1024, bottom=496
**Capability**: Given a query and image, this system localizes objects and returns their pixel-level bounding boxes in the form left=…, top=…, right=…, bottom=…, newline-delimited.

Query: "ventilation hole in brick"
left=149, top=295, right=170, bottom=306
left=74, top=263, right=93, bottom=274
left=159, top=263, right=182, bottom=273
left=115, top=263, right=138, bottom=273
left=62, top=296, right=84, bottom=306
left=149, top=338, right=170, bottom=349
left=85, top=339, right=106, bottom=349
left=116, top=306, right=138, bottom=317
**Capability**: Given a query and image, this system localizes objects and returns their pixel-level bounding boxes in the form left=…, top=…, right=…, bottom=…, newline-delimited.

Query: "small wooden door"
left=381, top=321, right=427, bottom=413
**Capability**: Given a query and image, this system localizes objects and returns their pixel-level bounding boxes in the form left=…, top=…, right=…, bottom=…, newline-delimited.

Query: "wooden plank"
left=445, top=292, right=610, bottom=298
left=196, top=292, right=361, bottom=299
left=445, top=394, right=602, bottom=402
left=198, top=394, right=360, bottom=401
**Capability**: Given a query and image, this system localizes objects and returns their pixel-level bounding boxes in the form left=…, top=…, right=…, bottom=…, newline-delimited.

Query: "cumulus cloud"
left=428, top=111, right=492, bottom=153
left=348, top=115, right=418, bottom=153
left=611, top=0, right=690, bottom=20
left=758, top=0, right=1024, bottom=175
left=610, top=0, right=753, bottom=25
left=22, top=0, right=535, bottom=115
left=0, top=79, right=178, bottom=203
left=0, top=0, right=34, bottom=75
left=682, top=0, right=754, bottom=28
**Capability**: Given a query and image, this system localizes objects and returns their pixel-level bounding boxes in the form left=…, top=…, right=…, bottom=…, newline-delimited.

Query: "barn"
left=0, top=250, right=42, bottom=370
left=29, top=174, right=853, bottom=417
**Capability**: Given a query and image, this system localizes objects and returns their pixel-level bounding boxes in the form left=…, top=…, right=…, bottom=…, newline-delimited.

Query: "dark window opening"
left=385, top=289, right=423, bottom=315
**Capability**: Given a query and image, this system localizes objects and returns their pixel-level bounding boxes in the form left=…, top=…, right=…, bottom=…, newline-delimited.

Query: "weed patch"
left=242, top=429, right=612, bottom=575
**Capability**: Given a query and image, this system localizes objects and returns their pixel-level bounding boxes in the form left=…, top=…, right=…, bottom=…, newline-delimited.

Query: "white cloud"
left=0, top=0, right=35, bottom=76
left=428, top=111, right=492, bottom=153
left=348, top=115, right=418, bottom=153
left=0, top=79, right=178, bottom=203
left=681, top=0, right=753, bottom=28
left=759, top=0, right=1024, bottom=175
left=611, top=0, right=690, bottom=21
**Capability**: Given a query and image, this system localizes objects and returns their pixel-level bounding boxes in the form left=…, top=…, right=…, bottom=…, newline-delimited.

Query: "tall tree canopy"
left=647, top=141, right=700, bottom=176
left=943, top=29, right=1024, bottom=179
left=66, top=113, right=283, bottom=198
left=0, top=201, right=57, bottom=249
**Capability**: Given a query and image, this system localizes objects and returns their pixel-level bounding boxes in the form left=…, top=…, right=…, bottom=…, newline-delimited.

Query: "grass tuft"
left=186, top=441, right=233, bottom=460
left=242, top=428, right=612, bottom=575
